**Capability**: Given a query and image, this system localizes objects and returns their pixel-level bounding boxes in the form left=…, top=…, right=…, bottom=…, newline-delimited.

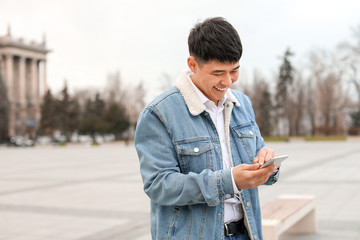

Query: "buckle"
left=224, top=223, right=233, bottom=237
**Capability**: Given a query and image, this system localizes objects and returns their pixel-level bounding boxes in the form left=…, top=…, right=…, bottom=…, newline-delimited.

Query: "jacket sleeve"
left=135, top=106, right=234, bottom=207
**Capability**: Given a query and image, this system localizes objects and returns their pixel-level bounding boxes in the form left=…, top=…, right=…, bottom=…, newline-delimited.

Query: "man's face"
left=188, top=57, right=240, bottom=105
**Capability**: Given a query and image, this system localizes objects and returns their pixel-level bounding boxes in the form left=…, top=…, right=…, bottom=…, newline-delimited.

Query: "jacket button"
left=218, top=213, right=222, bottom=217
left=246, top=202, right=251, bottom=207
left=216, top=146, right=220, bottom=151
left=249, top=131, right=253, bottom=135
left=254, top=234, right=257, bottom=239
left=194, top=148, right=199, bottom=153
left=225, top=194, right=231, bottom=199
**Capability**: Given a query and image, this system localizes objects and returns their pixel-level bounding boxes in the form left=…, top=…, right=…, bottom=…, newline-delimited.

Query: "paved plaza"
left=0, top=139, right=360, bottom=240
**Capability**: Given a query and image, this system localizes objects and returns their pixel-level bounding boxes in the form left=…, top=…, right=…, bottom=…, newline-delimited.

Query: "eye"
left=213, top=72, right=223, bottom=76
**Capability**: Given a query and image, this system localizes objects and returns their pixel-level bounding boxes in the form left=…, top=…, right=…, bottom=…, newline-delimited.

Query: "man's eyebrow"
left=212, top=69, right=226, bottom=73
left=212, top=65, right=240, bottom=73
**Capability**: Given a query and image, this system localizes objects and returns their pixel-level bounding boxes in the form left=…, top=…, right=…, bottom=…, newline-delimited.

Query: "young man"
left=135, top=17, right=280, bottom=240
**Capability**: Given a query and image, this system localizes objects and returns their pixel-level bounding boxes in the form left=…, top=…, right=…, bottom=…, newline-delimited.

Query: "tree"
left=275, top=48, right=295, bottom=109
left=350, top=111, right=360, bottom=127
left=304, top=76, right=316, bottom=135
left=0, top=70, right=10, bottom=142
left=127, top=82, right=146, bottom=124
left=338, top=24, right=360, bottom=135
left=57, top=83, right=80, bottom=141
left=257, top=84, right=273, bottom=136
left=230, top=69, right=274, bottom=135
left=247, top=70, right=267, bottom=118
left=78, top=93, right=105, bottom=142
left=287, top=72, right=306, bottom=136
left=78, top=99, right=97, bottom=141
left=122, top=82, right=147, bottom=141
left=39, top=90, right=58, bottom=137
left=101, top=103, right=130, bottom=140
left=275, top=48, right=295, bottom=135
left=338, top=24, right=360, bottom=108
left=307, top=49, right=349, bottom=135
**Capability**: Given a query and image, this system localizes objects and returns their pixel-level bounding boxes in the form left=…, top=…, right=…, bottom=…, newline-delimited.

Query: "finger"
left=253, top=163, right=260, bottom=169
left=254, top=168, right=275, bottom=185
left=265, top=149, right=275, bottom=161
left=257, top=150, right=266, bottom=165
left=253, top=157, right=259, bottom=164
left=259, top=158, right=265, bottom=165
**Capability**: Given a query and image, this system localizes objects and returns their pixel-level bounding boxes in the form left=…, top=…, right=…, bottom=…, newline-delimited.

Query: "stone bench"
left=261, top=195, right=317, bottom=240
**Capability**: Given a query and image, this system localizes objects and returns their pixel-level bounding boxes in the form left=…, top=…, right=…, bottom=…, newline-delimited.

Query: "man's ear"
left=187, top=56, right=198, bottom=73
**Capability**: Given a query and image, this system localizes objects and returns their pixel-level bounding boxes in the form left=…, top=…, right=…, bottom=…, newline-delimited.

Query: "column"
left=19, top=56, right=27, bottom=136
left=31, top=58, right=38, bottom=105
left=19, top=56, right=26, bottom=105
left=32, top=59, right=41, bottom=126
left=5, top=54, right=13, bottom=102
left=0, top=56, right=5, bottom=87
left=42, top=60, right=48, bottom=94
left=6, top=54, right=15, bottom=137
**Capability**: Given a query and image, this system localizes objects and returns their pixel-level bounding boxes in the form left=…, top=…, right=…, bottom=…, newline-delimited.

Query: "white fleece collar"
left=175, top=70, right=241, bottom=116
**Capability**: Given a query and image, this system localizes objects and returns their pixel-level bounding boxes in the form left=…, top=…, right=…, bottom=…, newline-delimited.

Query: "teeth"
left=215, top=86, right=227, bottom=91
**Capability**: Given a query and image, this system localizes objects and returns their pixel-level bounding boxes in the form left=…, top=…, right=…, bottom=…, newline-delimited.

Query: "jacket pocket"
left=175, top=138, right=213, bottom=174
left=232, top=124, right=257, bottom=163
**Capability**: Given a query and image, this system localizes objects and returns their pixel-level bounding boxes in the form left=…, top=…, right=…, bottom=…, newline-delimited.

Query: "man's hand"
left=253, top=147, right=277, bottom=167
left=232, top=147, right=279, bottom=189
left=232, top=163, right=276, bottom=189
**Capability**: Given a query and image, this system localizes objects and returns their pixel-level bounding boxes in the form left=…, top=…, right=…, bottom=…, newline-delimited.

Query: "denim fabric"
left=135, top=74, right=279, bottom=240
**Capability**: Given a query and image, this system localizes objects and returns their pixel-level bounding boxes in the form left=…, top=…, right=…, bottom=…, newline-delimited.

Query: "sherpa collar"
left=175, top=70, right=241, bottom=116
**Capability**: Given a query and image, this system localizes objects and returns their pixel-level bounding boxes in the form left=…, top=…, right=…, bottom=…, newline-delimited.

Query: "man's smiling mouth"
left=214, top=86, right=227, bottom=91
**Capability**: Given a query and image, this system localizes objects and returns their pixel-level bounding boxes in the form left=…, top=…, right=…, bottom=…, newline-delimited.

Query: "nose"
left=221, top=73, right=232, bottom=87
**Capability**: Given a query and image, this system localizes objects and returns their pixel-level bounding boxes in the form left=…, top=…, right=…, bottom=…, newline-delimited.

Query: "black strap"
left=224, top=219, right=247, bottom=236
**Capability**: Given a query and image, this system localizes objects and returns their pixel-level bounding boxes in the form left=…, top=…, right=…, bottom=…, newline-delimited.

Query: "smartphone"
left=259, top=155, right=288, bottom=169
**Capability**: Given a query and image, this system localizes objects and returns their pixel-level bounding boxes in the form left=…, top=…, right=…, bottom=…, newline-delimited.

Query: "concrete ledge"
left=262, top=195, right=317, bottom=240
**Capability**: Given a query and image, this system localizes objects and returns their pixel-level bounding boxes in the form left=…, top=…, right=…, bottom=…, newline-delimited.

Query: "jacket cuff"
left=213, top=168, right=233, bottom=204
left=265, top=168, right=280, bottom=185
left=231, top=167, right=242, bottom=195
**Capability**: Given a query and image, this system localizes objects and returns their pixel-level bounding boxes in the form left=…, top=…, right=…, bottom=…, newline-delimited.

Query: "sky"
left=1, top=0, right=360, bottom=100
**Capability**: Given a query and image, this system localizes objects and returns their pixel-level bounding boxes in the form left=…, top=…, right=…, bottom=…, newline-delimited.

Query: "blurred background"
left=0, top=0, right=360, bottom=143
left=1, top=0, right=360, bottom=240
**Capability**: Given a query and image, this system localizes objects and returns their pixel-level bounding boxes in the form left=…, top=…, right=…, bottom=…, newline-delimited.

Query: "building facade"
left=0, top=26, right=50, bottom=138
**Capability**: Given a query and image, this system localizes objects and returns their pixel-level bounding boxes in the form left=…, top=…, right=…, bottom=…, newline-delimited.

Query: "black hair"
left=188, top=17, right=242, bottom=64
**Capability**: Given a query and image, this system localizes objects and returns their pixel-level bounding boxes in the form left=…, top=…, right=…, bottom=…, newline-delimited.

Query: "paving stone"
left=0, top=140, right=359, bottom=240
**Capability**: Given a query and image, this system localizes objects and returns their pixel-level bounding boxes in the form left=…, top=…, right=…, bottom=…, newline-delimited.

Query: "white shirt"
left=187, top=74, right=243, bottom=223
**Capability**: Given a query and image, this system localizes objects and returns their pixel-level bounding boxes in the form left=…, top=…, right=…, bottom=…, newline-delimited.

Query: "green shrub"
left=304, top=136, right=347, bottom=141
left=263, top=136, right=289, bottom=142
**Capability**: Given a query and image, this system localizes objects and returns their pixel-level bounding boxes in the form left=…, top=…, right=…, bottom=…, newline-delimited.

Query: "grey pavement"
left=0, top=139, right=360, bottom=240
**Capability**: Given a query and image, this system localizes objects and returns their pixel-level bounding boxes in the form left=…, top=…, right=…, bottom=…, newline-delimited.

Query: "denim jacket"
left=135, top=70, right=279, bottom=240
